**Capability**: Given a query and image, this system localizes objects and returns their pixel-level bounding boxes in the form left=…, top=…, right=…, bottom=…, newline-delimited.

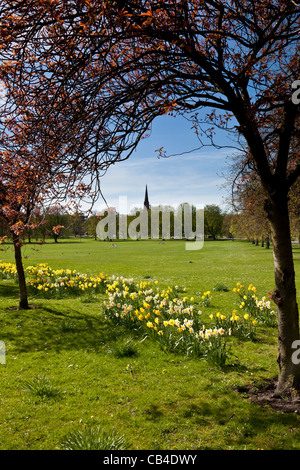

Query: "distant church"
left=143, top=185, right=150, bottom=211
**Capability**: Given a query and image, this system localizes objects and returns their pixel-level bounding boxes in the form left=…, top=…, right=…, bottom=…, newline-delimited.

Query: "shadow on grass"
left=0, top=302, right=124, bottom=354
left=167, top=387, right=300, bottom=448
left=0, top=283, right=19, bottom=298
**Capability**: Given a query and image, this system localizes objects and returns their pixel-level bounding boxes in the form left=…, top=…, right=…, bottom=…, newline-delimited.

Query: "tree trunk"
left=12, top=233, right=29, bottom=310
left=267, top=194, right=300, bottom=395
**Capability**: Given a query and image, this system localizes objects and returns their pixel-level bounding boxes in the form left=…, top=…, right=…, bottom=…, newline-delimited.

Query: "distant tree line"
left=1, top=201, right=298, bottom=245
left=0, top=207, right=92, bottom=243
left=223, top=172, right=300, bottom=248
left=93, top=203, right=226, bottom=241
left=0, top=203, right=225, bottom=242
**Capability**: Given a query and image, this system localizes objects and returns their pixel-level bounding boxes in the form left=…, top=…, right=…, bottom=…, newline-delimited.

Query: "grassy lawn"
left=1, top=238, right=300, bottom=450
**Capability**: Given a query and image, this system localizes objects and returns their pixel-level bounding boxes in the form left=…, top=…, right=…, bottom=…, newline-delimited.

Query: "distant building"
left=144, top=185, right=150, bottom=211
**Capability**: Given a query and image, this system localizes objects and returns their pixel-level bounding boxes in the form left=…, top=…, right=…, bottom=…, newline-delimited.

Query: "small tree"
left=204, top=205, right=224, bottom=240
left=44, top=207, right=72, bottom=242
left=84, top=213, right=101, bottom=240
left=0, top=141, right=54, bottom=309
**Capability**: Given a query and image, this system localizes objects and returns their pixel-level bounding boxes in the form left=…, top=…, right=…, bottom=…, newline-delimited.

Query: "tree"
left=1, top=0, right=300, bottom=394
left=0, top=117, right=64, bottom=309
left=204, top=205, right=224, bottom=240
left=70, top=212, right=87, bottom=238
left=227, top=162, right=271, bottom=245
left=47, top=209, right=70, bottom=242
left=84, top=213, right=101, bottom=240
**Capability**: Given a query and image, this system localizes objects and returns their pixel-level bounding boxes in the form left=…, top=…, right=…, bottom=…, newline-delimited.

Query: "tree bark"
left=266, top=193, right=300, bottom=395
left=12, top=233, right=29, bottom=310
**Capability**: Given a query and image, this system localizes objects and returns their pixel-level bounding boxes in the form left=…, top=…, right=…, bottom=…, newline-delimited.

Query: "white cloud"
left=95, top=147, right=229, bottom=213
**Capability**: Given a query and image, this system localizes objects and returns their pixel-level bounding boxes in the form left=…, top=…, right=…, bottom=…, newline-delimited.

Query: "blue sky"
left=95, top=113, right=235, bottom=214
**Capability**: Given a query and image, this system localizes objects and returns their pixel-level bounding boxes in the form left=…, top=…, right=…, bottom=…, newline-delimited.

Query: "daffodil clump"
left=25, top=263, right=109, bottom=297
left=103, top=279, right=231, bottom=366
left=233, top=282, right=277, bottom=327
left=104, top=280, right=195, bottom=329
left=0, top=261, right=17, bottom=280
left=200, top=290, right=212, bottom=307
left=0, top=261, right=109, bottom=297
left=209, top=310, right=258, bottom=341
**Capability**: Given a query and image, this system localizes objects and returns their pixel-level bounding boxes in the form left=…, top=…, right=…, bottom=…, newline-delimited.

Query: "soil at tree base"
left=237, top=378, right=300, bottom=413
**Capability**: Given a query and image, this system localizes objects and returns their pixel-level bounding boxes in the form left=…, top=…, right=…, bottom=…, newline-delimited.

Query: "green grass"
left=0, top=238, right=300, bottom=450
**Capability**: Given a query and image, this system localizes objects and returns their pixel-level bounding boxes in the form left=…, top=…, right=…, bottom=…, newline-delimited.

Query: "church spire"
left=144, top=185, right=150, bottom=210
